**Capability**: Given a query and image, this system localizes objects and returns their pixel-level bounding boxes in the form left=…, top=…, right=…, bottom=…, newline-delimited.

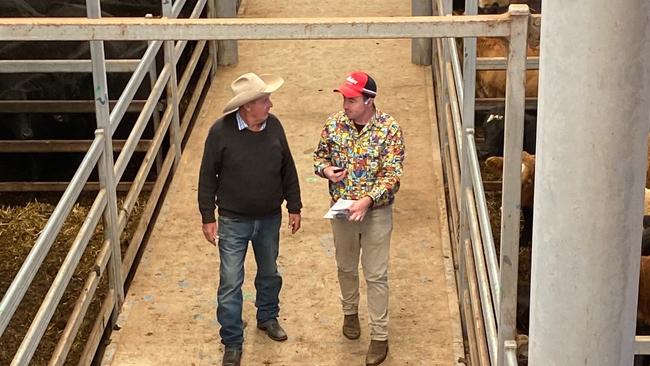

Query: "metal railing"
left=0, top=4, right=534, bottom=365
left=431, top=0, right=534, bottom=365
left=433, top=1, right=650, bottom=362
left=0, top=0, right=216, bottom=364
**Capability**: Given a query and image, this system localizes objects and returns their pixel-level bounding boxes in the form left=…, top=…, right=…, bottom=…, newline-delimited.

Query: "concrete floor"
left=102, top=0, right=463, bottom=365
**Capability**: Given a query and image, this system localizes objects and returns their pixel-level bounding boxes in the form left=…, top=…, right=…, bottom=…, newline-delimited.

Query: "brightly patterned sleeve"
left=313, top=117, right=334, bottom=178
left=367, top=121, right=405, bottom=203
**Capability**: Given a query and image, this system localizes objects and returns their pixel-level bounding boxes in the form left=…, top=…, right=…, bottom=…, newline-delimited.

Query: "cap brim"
left=334, top=83, right=362, bottom=98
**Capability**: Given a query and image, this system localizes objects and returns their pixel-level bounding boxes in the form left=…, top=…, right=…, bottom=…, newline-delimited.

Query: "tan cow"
left=485, top=151, right=536, bottom=209
left=476, top=37, right=540, bottom=98
left=485, top=151, right=536, bottom=246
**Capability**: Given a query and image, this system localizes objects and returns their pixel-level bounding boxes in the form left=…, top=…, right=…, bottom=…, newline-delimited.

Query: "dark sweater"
left=198, top=112, right=302, bottom=223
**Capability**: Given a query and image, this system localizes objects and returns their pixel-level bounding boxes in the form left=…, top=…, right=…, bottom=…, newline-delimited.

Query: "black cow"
left=0, top=0, right=160, bottom=182
left=479, top=106, right=538, bottom=159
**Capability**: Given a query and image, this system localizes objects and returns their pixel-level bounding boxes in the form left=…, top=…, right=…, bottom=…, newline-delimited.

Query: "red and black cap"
left=334, top=71, right=377, bottom=98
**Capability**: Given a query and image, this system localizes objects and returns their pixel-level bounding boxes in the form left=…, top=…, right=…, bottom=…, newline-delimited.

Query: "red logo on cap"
left=335, top=71, right=376, bottom=98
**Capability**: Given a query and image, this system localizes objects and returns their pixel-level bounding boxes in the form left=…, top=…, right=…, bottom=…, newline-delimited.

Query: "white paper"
left=323, top=198, right=355, bottom=219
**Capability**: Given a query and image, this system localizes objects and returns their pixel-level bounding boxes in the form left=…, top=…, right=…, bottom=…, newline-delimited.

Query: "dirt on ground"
left=102, top=0, right=462, bottom=365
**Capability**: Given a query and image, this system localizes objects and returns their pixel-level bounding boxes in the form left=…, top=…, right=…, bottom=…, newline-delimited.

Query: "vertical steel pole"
left=145, top=14, right=164, bottom=176
left=206, top=0, right=219, bottom=79
left=496, top=5, right=528, bottom=366
left=162, top=0, right=182, bottom=171
left=460, top=4, right=480, bottom=353
left=86, top=0, right=124, bottom=323
left=528, top=1, right=650, bottom=365
left=411, top=0, right=432, bottom=65
left=216, top=0, right=238, bottom=66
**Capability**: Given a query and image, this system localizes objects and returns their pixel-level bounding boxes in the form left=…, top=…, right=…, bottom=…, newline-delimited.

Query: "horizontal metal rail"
left=109, top=40, right=163, bottom=130
left=0, top=181, right=154, bottom=192
left=172, top=0, right=188, bottom=18
left=447, top=38, right=464, bottom=106
left=463, top=238, right=491, bottom=365
left=0, top=59, right=140, bottom=73
left=0, top=100, right=146, bottom=113
left=445, top=62, right=464, bottom=157
left=12, top=187, right=108, bottom=364
left=78, top=288, right=115, bottom=366
left=119, top=100, right=172, bottom=234
left=0, top=135, right=104, bottom=337
left=0, top=139, right=151, bottom=153
left=114, top=64, right=171, bottom=181
left=476, top=97, right=538, bottom=110
left=0, top=0, right=213, bottom=362
left=465, top=132, right=500, bottom=312
left=50, top=190, right=108, bottom=365
left=504, top=340, right=519, bottom=366
left=173, top=0, right=208, bottom=64
left=477, top=56, right=539, bottom=70
left=178, top=40, right=206, bottom=98
left=0, top=15, right=513, bottom=41
left=464, top=186, right=498, bottom=364
left=180, top=56, right=212, bottom=138
left=636, top=336, right=650, bottom=355
left=121, top=143, right=175, bottom=280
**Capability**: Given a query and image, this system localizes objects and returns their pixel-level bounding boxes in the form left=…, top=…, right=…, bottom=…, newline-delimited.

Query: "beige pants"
left=331, top=205, right=392, bottom=341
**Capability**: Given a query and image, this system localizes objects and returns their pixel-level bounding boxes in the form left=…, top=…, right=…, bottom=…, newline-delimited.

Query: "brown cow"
left=485, top=151, right=535, bottom=208
left=485, top=151, right=536, bottom=246
left=639, top=256, right=650, bottom=326
left=478, top=0, right=542, bottom=13
left=476, top=37, right=540, bottom=98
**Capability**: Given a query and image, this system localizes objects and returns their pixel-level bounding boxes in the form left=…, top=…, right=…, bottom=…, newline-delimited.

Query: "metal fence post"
left=216, top=0, right=238, bottom=66
left=162, top=0, right=182, bottom=170
left=411, top=0, right=432, bottom=65
left=496, top=5, right=528, bottom=366
left=206, top=0, right=219, bottom=78
left=143, top=14, right=164, bottom=176
left=86, top=0, right=125, bottom=323
left=529, top=0, right=649, bottom=363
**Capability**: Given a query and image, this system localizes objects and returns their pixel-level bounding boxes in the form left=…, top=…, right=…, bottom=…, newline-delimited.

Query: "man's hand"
left=202, top=222, right=218, bottom=245
left=323, top=166, right=347, bottom=183
left=348, top=196, right=373, bottom=222
left=288, top=213, right=301, bottom=234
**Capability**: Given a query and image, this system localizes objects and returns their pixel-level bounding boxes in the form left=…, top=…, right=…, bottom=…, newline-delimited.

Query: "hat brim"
left=222, top=74, right=284, bottom=114
left=333, top=83, right=363, bottom=98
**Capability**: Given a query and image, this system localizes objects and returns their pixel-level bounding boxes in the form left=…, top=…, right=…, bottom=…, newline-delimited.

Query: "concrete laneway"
left=103, top=0, right=462, bottom=364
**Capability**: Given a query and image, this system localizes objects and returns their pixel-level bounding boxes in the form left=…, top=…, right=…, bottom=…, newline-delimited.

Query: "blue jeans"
left=216, top=214, right=282, bottom=347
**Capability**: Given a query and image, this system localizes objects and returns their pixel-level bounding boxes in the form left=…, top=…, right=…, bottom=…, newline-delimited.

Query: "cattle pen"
left=1, top=1, right=650, bottom=365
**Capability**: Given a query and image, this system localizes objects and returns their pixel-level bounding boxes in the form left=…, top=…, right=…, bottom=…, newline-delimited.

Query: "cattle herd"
left=452, top=1, right=650, bottom=364
left=0, top=0, right=197, bottom=183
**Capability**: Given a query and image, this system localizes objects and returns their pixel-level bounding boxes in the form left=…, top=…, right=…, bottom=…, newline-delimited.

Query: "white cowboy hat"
left=222, top=72, right=284, bottom=114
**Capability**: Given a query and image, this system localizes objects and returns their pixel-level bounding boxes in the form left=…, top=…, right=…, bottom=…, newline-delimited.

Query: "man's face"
left=245, top=95, right=273, bottom=123
left=343, top=95, right=369, bottom=121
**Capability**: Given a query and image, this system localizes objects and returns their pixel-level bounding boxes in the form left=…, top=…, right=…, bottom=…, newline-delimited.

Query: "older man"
left=198, top=72, right=302, bottom=366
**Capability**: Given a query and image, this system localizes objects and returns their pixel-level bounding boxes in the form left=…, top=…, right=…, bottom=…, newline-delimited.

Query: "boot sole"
left=343, top=329, right=360, bottom=340
left=366, top=345, right=389, bottom=366
left=257, top=324, right=288, bottom=342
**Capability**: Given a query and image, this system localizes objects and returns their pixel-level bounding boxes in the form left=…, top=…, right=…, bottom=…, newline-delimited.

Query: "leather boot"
left=365, top=340, right=389, bottom=366
left=257, top=318, right=288, bottom=341
left=222, top=347, right=242, bottom=366
left=342, top=314, right=360, bottom=340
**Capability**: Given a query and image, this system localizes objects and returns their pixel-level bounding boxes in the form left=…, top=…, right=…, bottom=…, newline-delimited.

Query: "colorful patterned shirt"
left=313, top=109, right=405, bottom=207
